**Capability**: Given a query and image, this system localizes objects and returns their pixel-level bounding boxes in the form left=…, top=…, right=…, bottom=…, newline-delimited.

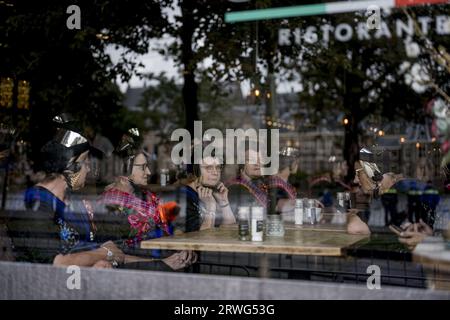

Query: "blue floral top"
left=21, top=186, right=98, bottom=262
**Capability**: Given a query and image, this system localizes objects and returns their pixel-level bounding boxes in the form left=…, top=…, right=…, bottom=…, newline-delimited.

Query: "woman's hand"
left=393, top=220, right=433, bottom=250
left=346, top=210, right=371, bottom=235
left=197, top=186, right=216, bottom=229
left=212, top=182, right=229, bottom=206
left=397, top=230, right=427, bottom=250
left=92, top=260, right=113, bottom=269
left=405, top=219, right=433, bottom=236
left=354, top=162, right=376, bottom=195
left=52, top=243, right=124, bottom=268
left=162, top=251, right=198, bottom=270
left=101, top=241, right=125, bottom=264
left=197, top=186, right=216, bottom=211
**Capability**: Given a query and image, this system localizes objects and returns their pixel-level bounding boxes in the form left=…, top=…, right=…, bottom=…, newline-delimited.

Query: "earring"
left=67, top=172, right=81, bottom=190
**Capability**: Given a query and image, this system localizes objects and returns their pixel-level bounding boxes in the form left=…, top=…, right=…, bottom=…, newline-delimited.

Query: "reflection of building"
left=123, top=86, right=176, bottom=177
left=372, top=123, right=442, bottom=183
left=123, top=85, right=443, bottom=181
left=123, top=86, right=148, bottom=112
left=123, top=86, right=347, bottom=176
left=280, top=129, right=344, bottom=175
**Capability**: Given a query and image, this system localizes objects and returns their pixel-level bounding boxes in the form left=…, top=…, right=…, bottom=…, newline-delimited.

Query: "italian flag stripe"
left=396, top=0, right=448, bottom=6
left=225, top=0, right=449, bottom=23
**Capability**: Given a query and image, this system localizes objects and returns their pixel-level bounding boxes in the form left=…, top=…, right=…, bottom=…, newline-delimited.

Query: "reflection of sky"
left=107, top=40, right=425, bottom=97
left=107, top=38, right=426, bottom=97
left=106, top=4, right=428, bottom=98
left=107, top=43, right=308, bottom=97
left=106, top=0, right=303, bottom=97
left=105, top=38, right=179, bottom=92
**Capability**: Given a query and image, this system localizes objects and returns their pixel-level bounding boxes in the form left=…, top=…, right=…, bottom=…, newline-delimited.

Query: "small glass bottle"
left=337, top=192, right=346, bottom=214
left=307, top=199, right=317, bottom=225
left=160, top=168, right=169, bottom=186
left=294, top=199, right=304, bottom=225
left=266, top=214, right=285, bottom=237
left=238, top=206, right=250, bottom=241
left=344, top=192, right=352, bottom=210
left=251, top=206, right=264, bottom=242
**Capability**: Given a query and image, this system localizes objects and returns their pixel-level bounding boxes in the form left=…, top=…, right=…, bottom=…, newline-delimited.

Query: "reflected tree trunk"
left=343, top=71, right=362, bottom=184
left=180, top=0, right=199, bottom=137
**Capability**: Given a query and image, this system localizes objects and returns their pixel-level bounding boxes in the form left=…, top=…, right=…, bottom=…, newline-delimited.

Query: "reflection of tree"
left=198, top=79, right=240, bottom=130
left=402, top=8, right=450, bottom=103
left=286, top=5, right=450, bottom=183
left=138, top=73, right=185, bottom=145
left=160, top=0, right=231, bottom=136
left=137, top=72, right=235, bottom=145
left=159, top=0, right=258, bottom=136
left=0, top=0, right=167, bottom=157
left=400, top=7, right=450, bottom=170
left=166, top=1, right=448, bottom=183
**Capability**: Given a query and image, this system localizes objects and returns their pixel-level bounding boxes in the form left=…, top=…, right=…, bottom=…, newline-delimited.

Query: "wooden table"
left=141, top=225, right=368, bottom=257
left=285, top=222, right=348, bottom=233
left=220, top=220, right=349, bottom=233
left=413, top=237, right=450, bottom=290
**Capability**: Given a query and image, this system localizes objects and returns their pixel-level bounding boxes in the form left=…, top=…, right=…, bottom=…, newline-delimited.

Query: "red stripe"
left=395, top=0, right=449, bottom=7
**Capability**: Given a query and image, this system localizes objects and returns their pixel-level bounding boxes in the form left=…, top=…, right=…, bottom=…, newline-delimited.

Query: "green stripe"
left=225, top=4, right=327, bottom=23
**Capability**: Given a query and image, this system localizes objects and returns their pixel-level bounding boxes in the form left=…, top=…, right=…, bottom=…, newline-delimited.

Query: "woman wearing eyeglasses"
left=182, top=155, right=236, bottom=233
left=97, top=129, right=197, bottom=270
left=346, top=148, right=402, bottom=235
left=99, top=152, right=170, bottom=244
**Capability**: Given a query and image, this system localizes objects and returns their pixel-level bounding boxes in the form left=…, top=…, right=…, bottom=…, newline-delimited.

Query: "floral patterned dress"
left=17, top=186, right=97, bottom=262
left=98, top=181, right=172, bottom=255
